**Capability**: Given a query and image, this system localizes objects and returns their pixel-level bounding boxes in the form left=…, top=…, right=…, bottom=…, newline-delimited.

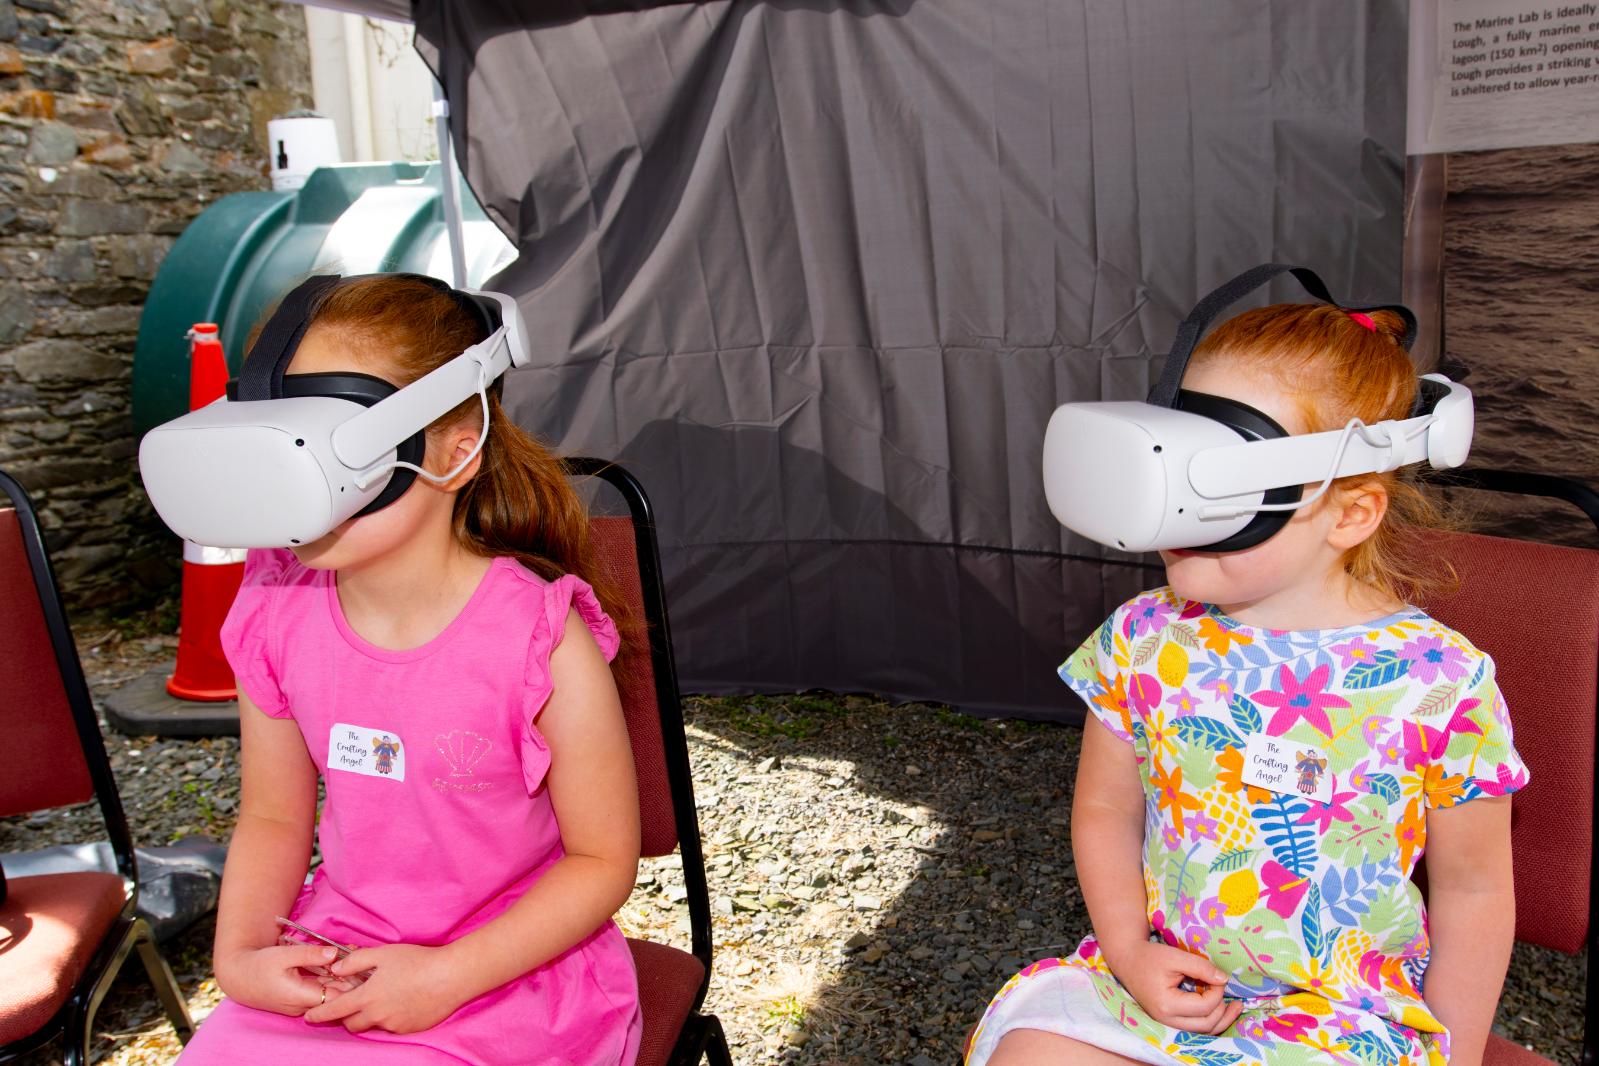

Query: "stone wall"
left=0, top=0, right=311, bottom=613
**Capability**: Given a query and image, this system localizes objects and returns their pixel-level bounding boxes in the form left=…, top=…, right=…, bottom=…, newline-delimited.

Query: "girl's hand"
left=303, top=944, right=468, bottom=1034
left=1111, top=940, right=1243, bottom=1035
left=216, top=944, right=342, bottom=1016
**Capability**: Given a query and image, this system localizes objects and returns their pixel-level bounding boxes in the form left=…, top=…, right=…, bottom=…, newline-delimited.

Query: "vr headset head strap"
left=452, top=290, right=501, bottom=341
left=1146, top=263, right=1419, bottom=410
left=236, top=274, right=345, bottom=402
left=387, top=272, right=501, bottom=343
left=238, top=274, right=502, bottom=404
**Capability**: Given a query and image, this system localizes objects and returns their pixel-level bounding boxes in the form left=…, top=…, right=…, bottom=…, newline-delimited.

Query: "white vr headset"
left=139, top=273, right=531, bottom=549
left=1042, top=264, right=1474, bottom=554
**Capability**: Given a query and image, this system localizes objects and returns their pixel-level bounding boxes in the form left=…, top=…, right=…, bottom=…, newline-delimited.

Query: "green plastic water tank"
left=132, top=162, right=516, bottom=438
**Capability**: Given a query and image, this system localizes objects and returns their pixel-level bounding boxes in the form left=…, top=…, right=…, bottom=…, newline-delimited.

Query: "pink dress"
left=179, top=549, right=643, bottom=1066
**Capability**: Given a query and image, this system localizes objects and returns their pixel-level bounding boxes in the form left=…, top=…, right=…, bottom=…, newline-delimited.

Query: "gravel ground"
left=3, top=627, right=1584, bottom=1065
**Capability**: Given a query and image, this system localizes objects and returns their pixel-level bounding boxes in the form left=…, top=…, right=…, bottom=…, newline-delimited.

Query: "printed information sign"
left=1409, top=0, right=1599, bottom=152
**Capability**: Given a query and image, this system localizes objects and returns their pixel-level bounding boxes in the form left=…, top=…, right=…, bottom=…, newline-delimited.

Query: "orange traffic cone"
left=166, top=324, right=246, bottom=701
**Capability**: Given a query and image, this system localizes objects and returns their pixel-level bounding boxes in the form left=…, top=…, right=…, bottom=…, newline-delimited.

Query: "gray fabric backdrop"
left=407, top=0, right=1408, bottom=717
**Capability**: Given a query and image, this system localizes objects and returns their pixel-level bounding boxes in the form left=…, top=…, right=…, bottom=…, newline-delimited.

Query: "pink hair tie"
left=1347, top=311, right=1377, bottom=332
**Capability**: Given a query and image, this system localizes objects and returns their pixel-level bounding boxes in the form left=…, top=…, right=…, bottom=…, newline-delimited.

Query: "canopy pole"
left=432, top=77, right=467, bottom=288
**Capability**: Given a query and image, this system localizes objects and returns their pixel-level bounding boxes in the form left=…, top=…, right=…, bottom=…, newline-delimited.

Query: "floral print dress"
left=965, top=588, right=1527, bottom=1066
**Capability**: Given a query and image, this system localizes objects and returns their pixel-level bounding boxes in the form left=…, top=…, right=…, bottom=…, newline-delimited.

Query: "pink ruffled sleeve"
left=517, top=574, right=621, bottom=793
left=218, top=548, right=294, bottom=717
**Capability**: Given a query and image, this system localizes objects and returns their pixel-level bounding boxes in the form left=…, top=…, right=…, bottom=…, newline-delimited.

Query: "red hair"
left=1190, top=303, right=1453, bottom=602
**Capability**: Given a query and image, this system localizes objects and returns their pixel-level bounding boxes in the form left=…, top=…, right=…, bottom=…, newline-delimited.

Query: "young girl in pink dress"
left=177, top=276, right=643, bottom=1065
left=968, top=301, right=1524, bottom=1066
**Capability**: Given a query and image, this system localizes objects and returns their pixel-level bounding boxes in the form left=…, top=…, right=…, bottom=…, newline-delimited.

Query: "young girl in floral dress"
left=967, top=302, right=1526, bottom=1066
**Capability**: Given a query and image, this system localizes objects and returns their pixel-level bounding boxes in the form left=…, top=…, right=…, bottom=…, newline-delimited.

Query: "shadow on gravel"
left=681, top=694, right=1089, bottom=1065
left=681, top=695, right=1586, bottom=1066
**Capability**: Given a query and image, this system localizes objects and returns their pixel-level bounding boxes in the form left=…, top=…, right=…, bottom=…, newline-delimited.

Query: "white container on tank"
left=267, top=111, right=341, bottom=191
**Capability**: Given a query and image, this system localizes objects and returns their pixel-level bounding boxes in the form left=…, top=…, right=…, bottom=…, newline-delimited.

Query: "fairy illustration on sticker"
left=372, top=735, right=401, bottom=775
left=1295, top=750, right=1328, bottom=796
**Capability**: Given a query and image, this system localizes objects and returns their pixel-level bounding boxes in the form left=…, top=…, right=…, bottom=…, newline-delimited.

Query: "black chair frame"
left=569, top=458, right=731, bottom=1066
left=0, top=469, right=195, bottom=1065
left=1433, top=466, right=1599, bottom=1066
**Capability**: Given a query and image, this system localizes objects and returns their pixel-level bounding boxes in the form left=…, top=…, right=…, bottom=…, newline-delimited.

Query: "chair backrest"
left=572, top=458, right=714, bottom=981
left=0, top=470, right=135, bottom=886
left=1418, top=528, right=1599, bottom=955
left=590, top=514, right=679, bottom=858
left=0, top=505, right=96, bottom=817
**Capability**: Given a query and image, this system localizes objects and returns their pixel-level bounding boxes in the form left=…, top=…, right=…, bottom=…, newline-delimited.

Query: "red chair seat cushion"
left=628, top=937, right=707, bottom=1066
left=0, top=871, right=127, bottom=1044
left=1483, top=1034, right=1554, bottom=1066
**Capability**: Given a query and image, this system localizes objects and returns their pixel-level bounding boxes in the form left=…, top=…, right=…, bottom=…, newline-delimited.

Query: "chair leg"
left=132, top=919, right=195, bottom=1044
left=63, top=918, right=139, bottom=1066
left=702, top=1014, right=733, bottom=1066
left=57, top=1030, right=84, bottom=1066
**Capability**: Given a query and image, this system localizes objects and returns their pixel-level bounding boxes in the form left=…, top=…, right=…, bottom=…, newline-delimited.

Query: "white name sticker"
left=1241, top=734, right=1332, bottom=803
left=326, top=723, right=406, bottom=782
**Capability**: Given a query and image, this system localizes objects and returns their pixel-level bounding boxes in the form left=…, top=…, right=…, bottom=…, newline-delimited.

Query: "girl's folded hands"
left=216, top=944, right=344, bottom=1018
left=303, top=943, right=473, bottom=1034
left=1109, top=939, right=1244, bottom=1036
